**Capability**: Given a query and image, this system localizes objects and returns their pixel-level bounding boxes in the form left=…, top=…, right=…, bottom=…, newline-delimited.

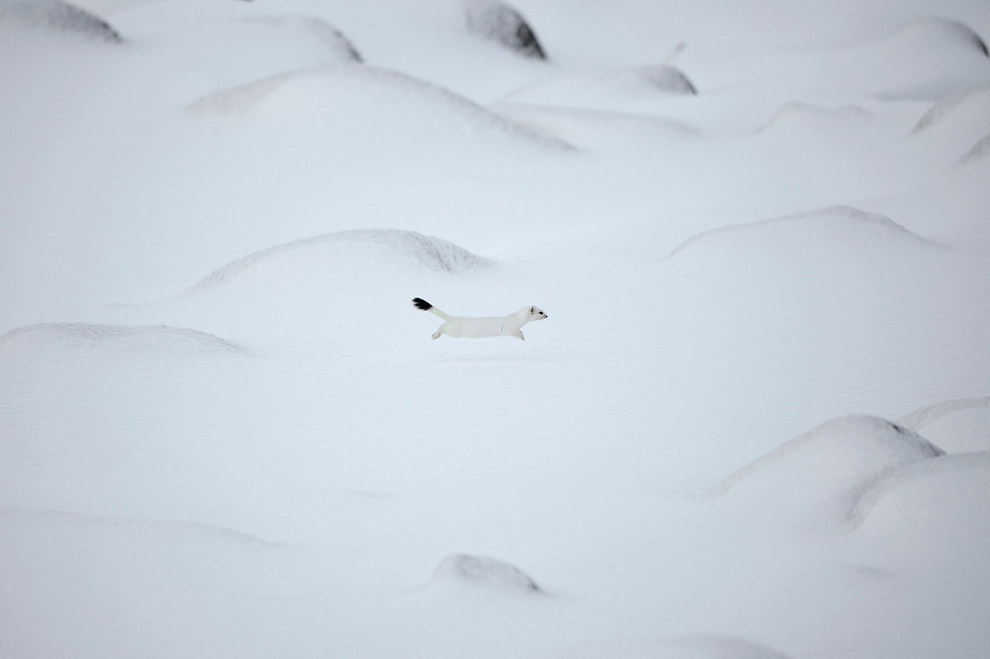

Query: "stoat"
left=412, top=298, right=547, bottom=341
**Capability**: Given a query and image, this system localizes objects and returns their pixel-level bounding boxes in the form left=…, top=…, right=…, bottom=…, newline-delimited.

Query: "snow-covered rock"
left=500, top=65, right=698, bottom=111
left=910, top=87, right=990, bottom=165
left=428, top=553, right=542, bottom=593
left=666, top=206, right=943, bottom=259
left=898, top=396, right=990, bottom=453
left=868, top=18, right=990, bottom=99
left=494, top=103, right=698, bottom=150
left=237, top=15, right=362, bottom=63
left=957, top=133, right=990, bottom=165
left=848, top=452, right=990, bottom=548
left=0, top=323, right=244, bottom=356
left=760, top=102, right=872, bottom=133
left=911, top=86, right=990, bottom=135
left=187, top=64, right=571, bottom=152
left=542, top=634, right=792, bottom=659
left=635, top=65, right=697, bottom=95
left=0, top=0, right=121, bottom=42
left=189, top=229, right=491, bottom=293
left=713, top=415, right=944, bottom=526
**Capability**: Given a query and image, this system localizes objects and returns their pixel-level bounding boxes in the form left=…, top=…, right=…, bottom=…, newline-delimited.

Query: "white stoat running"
left=412, top=297, right=547, bottom=341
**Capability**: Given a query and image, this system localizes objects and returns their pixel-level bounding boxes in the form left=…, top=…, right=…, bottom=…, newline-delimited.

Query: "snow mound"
left=237, top=15, right=362, bottom=63
left=187, top=64, right=571, bottom=151
left=714, top=415, right=944, bottom=525
left=898, top=396, right=990, bottom=453
left=847, top=452, right=990, bottom=533
left=428, top=553, right=542, bottom=593
left=500, top=65, right=697, bottom=110
left=635, top=65, right=697, bottom=95
left=495, top=103, right=697, bottom=150
left=543, top=634, right=791, bottom=659
left=191, top=229, right=491, bottom=292
left=667, top=206, right=943, bottom=259
left=0, top=0, right=121, bottom=42
left=869, top=18, right=990, bottom=100
left=910, top=87, right=990, bottom=163
left=957, top=133, right=990, bottom=165
left=893, top=18, right=989, bottom=58
left=0, top=323, right=244, bottom=355
left=760, top=102, right=871, bottom=132
left=463, top=0, right=546, bottom=60
left=911, top=86, right=990, bottom=134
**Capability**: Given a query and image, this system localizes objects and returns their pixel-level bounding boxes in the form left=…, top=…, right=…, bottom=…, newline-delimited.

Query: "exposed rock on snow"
left=191, top=229, right=491, bottom=291
left=0, top=323, right=244, bottom=355
left=187, top=64, right=572, bottom=151
left=846, top=452, right=990, bottom=530
left=898, top=396, right=990, bottom=454
left=462, top=0, right=546, bottom=60
left=238, top=15, right=362, bottom=63
left=429, top=553, right=542, bottom=593
left=0, top=0, right=121, bottom=42
left=666, top=206, right=944, bottom=258
left=713, top=415, right=944, bottom=524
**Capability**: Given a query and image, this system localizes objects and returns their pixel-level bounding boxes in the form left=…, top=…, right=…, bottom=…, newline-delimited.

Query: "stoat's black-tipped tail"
left=412, top=297, right=432, bottom=311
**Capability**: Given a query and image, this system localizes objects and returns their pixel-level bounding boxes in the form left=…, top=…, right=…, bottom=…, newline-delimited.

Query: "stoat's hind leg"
left=432, top=324, right=446, bottom=340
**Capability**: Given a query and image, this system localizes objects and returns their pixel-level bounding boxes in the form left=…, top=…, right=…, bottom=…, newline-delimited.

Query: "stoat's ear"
left=529, top=306, right=535, bottom=313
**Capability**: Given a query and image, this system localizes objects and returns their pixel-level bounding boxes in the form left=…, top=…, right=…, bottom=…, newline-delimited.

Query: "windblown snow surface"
left=2, top=0, right=990, bottom=657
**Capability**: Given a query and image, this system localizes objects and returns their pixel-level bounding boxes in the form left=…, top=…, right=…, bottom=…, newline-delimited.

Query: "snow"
left=2, top=0, right=990, bottom=657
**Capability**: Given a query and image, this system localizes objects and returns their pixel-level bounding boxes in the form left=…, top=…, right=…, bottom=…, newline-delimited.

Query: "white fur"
left=415, top=300, right=548, bottom=341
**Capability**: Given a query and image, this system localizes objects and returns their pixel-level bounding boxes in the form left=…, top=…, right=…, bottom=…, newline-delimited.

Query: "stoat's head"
left=528, top=305, right=548, bottom=321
